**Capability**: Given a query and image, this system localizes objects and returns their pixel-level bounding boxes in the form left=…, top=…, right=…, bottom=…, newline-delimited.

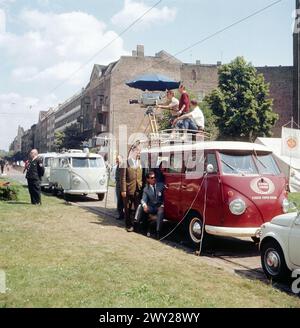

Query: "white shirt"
left=191, top=106, right=205, bottom=128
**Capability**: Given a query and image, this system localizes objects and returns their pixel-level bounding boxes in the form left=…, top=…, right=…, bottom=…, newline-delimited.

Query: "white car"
left=260, top=211, right=300, bottom=280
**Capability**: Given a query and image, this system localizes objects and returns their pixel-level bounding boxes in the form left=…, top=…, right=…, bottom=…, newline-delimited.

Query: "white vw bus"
left=38, top=153, right=57, bottom=189
left=49, top=151, right=107, bottom=200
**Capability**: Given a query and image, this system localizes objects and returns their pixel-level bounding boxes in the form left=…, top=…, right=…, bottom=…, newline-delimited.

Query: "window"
left=167, top=153, right=183, bottom=173
left=60, top=158, right=69, bottom=168
left=89, top=158, right=105, bottom=168
left=71, top=157, right=105, bottom=168
left=72, top=158, right=89, bottom=168
left=206, top=153, right=218, bottom=173
left=220, top=153, right=257, bottom=175
left=185, top=151, right=205, bottom=173
left=44, top=158, right=53, bottom=167
left=254, top=154, right=280, bottom=175
left=192, top=69, right=197, bottom=80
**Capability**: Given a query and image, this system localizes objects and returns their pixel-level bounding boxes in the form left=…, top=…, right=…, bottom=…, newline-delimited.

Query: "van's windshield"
left=220, top=152, right=280, bottom=176
left=71, top=157, right=105, bottom=168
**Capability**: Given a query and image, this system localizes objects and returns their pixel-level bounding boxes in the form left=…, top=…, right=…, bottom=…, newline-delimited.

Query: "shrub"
left=0, top=182, right=19, bottom=201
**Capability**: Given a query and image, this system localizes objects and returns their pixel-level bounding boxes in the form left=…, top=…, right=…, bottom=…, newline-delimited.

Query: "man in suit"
left=114, top=155, right=124, bottom=220
left=26, top=149, right=45, bottom=205
left=141, top=171, right=164, bottom=239
left=120, top=147, right=143, bottom=232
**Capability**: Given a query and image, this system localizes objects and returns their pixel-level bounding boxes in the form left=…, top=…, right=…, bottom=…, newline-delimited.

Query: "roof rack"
left=143, top=129, right=211, bottom=148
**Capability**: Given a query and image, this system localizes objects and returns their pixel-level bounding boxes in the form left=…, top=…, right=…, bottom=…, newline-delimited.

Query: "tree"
left=206, top=57, right=278, bottom=142
left=62, top=123, right=85, bottom=150
left=54, top=131, right=65, bottom=152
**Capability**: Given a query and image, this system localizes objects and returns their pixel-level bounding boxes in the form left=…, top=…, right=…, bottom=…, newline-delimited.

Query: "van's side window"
left=51, top=158, right=59, bottom=168
left=167, top=153, right=183, bottom=174
left=206, top=153, right=218, bottom=173
left=60, top=158, right=69, bottom=168
left=185, top=151, right=205, bottom=174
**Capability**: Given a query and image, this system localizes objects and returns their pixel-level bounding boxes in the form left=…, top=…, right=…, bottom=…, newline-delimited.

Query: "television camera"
left=129, top=91, right=165, bottom=107
left=129, top=91, right=166, bottom=134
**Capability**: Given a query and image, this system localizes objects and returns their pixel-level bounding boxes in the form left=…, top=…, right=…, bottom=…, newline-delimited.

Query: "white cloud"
left=1, top=9, right=128, bottom=85
left=0, top=92, right=58, bottom=150
left=0, top=9, right=6, bottom=34
left=0, top=9, right=129, bottom=150
left=111, top=0, right=177, bottom=29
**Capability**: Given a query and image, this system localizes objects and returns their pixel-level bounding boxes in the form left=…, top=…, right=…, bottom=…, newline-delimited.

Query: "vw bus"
left=141, top=141, right=289, bottom=246
left=38, top=153, right=57, bottom=189
left=49, top=151, right=107, bottom=200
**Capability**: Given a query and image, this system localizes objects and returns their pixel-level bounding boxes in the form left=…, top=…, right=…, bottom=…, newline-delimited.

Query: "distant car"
left=260, top=211, right=300, bottom=280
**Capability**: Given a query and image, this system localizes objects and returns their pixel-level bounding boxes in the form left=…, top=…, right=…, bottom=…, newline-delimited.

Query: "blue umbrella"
left=126, top=73, right=180, bottom=91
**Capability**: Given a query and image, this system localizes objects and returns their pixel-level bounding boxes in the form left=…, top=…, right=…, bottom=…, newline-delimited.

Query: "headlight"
left=229, top=198, right=246, bottom=215
left=282, top=198, right=289, bottom=213
left=72, top=176, right=81, bottom=185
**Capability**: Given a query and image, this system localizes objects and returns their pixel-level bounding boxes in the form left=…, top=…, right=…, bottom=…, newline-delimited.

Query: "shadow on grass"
left=235, top=268, right=300, bottom=297
left=6, top=201, right=31, bottom=205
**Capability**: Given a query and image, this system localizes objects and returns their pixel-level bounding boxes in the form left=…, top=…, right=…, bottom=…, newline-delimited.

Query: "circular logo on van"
left=286, top=137, right=297, bottom=150
left=250, top=177, right=275, bottom=195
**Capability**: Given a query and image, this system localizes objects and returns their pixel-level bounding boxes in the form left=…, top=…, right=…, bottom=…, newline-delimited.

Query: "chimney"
left=196, top=60, right=201, bottom=65
left=217, top=61, right=222, bottom=66
left=136, top=44, right=144, bottom=57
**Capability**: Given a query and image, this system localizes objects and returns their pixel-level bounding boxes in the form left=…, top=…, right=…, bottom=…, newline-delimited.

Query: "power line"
left=173, top=0, right=283, bottom=58
left=80, top=0, right=284, bottom=100
left=47, top=0, right=163, bottom=95
left=2, top=0, right=283, bottom=118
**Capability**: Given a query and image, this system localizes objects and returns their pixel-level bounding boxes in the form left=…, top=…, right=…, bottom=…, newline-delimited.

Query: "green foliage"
left=0, top=182, right=20, bottom=201
left=206, top=57, right=278, bottom=142
left=55, top=124, right=85, bottom=150
left=200, top=101, right=219, bottom=140
left=157, top=90, right=219, bottom=139
left=54, top=131, right=65, bottom=151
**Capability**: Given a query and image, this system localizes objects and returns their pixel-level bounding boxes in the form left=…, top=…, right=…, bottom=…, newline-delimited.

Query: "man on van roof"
left=173, top=99, right=205, bottom=132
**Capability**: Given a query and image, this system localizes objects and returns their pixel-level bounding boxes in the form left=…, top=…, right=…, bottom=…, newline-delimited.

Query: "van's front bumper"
left=205, top=225, right=262, bottom=238
left=64, top=189, right=107, bottom=195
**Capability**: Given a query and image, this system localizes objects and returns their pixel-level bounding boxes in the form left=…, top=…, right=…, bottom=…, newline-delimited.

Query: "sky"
left=0, top=0, right=295, bottom=151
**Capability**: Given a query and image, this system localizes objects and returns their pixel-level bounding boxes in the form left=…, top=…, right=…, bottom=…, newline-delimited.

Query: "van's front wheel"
left=97, top=193, right=105, bottom=201
left=185, top=214, right=205, bottom=249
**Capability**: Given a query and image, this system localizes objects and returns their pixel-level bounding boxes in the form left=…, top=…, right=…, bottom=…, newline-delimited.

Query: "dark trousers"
left=146, top=205, right=164, bottom=233
left=123, top=191, right=141, bottom=229
left=0, top=165, right=4, bottom=174
left=27, top=179, right=41, bottom=205
left=116, top=187, right=124, bottom=219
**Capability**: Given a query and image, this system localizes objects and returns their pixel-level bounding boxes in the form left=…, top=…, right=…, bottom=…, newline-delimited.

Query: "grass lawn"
left=289, top=192, right=300, bottom=209
left=0, top=179, right=300, bottom=308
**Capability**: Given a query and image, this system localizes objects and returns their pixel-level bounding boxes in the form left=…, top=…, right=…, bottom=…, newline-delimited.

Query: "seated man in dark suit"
left=141, top=171, right=164, bottom=239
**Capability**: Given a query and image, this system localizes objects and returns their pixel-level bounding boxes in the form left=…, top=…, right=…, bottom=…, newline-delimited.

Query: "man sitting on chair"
left=141, top=171, right=164, bottom=239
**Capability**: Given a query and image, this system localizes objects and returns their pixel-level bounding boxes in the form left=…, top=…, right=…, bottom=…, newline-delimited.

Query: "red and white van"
left=141, top=141, right=289, bottom=246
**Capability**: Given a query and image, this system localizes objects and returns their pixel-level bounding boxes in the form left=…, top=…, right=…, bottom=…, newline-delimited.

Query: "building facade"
left=54, top=91, right=83, bottom=134
left=80, top=44, right=293, bottom=161
left=21, top=124, right=36, bottom=157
